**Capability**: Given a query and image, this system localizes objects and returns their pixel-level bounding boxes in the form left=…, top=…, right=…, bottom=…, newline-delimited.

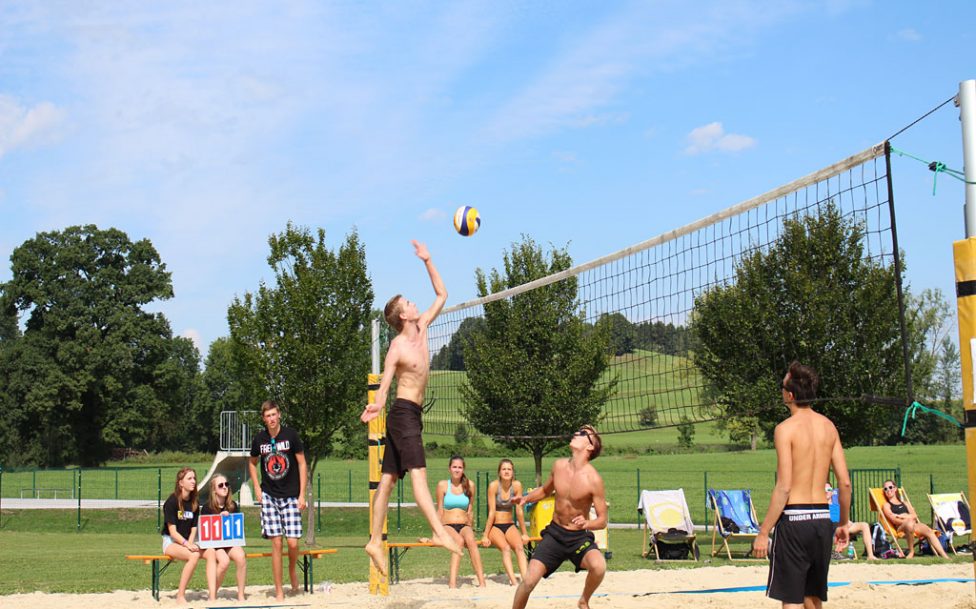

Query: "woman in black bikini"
left=881, top=479, right=948, bottom=559
left=436, top=455, right=486, bottom=588
left=480, top=458, right=530, bottom=585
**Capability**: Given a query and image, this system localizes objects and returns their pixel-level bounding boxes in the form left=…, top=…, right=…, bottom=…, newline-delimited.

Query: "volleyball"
left=453, top=206, right=481, bottom=236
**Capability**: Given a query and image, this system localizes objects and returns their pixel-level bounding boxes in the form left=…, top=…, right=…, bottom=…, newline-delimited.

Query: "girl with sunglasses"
left=434, top=455, right=486, bottom=588
left=201, top=475, right=247, bottom=600
left=481, top=458, right=530, bottom=585
left=880, top=480, right=949, bottom=559
left=161, top=467, right=201, bottom=604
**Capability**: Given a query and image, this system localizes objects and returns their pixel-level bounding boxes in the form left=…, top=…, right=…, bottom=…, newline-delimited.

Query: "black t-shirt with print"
left=250, top=425, right=305, bottom=499
left=161, top=494, right=199, bottom=538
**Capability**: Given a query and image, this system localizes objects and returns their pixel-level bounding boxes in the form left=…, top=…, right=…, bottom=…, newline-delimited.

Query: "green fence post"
left=115, top=468, right=119, bottom=500
left=636, top=468, right=641, bottom=526
left=0, top=465, right=4, bottom=528
left=703, top=471, right=709, bottom=534
left=396, top=478, right=402, bottom=532
left=475, top=472, right=481, bottom=530
left=348, top=469, right=352, bottom=503
left=929, top=473, right=935, bottom=523
left=76, top=468, right=82, bottom=531
left=316, top=473, right=322, bottom=533
left=33, top=469, right=37, bottom=497
left=156, top=468, right=162, bottom=532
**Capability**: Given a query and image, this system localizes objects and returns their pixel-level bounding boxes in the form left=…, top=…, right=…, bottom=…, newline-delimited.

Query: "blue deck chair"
left=708, top=489, right=761, bottom=560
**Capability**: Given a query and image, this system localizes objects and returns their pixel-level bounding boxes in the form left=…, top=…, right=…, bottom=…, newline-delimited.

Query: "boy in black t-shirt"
left=248, top=401, right=307, bottom=601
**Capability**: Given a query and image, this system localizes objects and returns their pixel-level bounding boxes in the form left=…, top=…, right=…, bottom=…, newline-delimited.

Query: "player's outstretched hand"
left=412, top=240, right=430, bottom=262
left=361, top=402, right=382, bottom=423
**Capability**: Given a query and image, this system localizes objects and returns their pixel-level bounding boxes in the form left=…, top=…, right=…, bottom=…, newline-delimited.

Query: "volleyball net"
left=423, top=142, right=906, bottom=437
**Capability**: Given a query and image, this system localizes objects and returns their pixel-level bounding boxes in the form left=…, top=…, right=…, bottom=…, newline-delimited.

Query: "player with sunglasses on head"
left=248, top=400, right=307, bottom=600
left=880, top=479, right=949, bottom=559
left=201, top=474, right=247, bottom=601
left=753, top=361, right=851, bottom=609
left=511, top=425, right=607, bottom=609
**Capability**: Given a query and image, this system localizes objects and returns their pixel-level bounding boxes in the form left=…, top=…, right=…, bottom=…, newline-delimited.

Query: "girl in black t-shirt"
left=201, top=475, right=247, bottom=601
left=161, top=467, right=201, bottom=604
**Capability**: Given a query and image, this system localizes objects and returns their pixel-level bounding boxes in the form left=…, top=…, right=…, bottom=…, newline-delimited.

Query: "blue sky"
left=1, top=1, right=973, bottom=356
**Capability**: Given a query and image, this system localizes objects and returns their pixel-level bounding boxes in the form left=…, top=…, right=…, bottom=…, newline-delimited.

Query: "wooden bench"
left=386, top=537, right=541, bottom=584
left=125, top=548, right=337, bottom=601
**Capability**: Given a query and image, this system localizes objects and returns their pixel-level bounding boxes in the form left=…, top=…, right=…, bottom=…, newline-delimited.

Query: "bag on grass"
left=871, top=523, right=891, bottom=556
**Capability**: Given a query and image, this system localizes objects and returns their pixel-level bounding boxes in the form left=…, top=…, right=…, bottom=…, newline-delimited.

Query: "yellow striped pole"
left=954, top=240, right=976, bottom=586
left=367, top=373, right=389, bottom=595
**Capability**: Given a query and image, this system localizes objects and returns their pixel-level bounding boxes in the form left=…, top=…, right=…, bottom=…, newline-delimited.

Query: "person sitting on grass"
left=435, top=455, right=486, bottom=588
left=481, top=458, right=530, bottom=585
left=834, top=521, right=879, bottom=560
left=201, top=474, right=247, bottom=601
left=880, top=480, right=949, bottom=559
left=161, top=467, right=201, bottom=604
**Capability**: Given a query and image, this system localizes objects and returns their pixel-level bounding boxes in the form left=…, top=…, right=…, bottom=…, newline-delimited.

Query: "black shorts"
left=531, top=521, right=601, bottom=577
left=767, top=505, right=833, bottom=604
left=381, top=399, right=426, bottom=479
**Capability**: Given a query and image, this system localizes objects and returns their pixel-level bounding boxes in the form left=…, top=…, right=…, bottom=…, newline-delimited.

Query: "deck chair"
left=708, top=489, right=760, bottom=560
left=637, top=489, right=699, bottom=561
left=868, top=486, right=921, bottom=556
left=928, top=492, right=971, bottom=554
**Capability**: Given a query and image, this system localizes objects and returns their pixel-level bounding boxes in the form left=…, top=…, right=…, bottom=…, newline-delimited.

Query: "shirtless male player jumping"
left=512, top=424, right=608, bottom=609
left=753, top=361, right=852, bottom=609
left=361, top=240, right=462, bottom=577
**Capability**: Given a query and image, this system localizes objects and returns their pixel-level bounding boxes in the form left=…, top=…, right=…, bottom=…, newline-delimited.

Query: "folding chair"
left=928, top=491, right=972, bottom=555
left=637, top=489, right=699, bottom=561
left=708, top=489, right=760, bottom=560
left=868, top=486, right=921, bottom=556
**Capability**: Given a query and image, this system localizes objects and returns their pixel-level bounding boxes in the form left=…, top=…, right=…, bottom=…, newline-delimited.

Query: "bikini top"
left=889, top=501, right=909, bottom=515
left=443, top=480, right=470, bottom=510
left=495, top=484, right=515, bottom=511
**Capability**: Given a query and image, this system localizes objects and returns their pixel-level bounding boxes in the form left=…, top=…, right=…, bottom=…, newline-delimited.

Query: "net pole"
left=953, top=79, right=976, bottom=592
left=367, top=319, right=389, bottom=595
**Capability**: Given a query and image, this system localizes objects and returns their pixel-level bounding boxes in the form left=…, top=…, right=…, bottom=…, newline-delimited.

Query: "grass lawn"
left=0, top=444, right=969, bottom=594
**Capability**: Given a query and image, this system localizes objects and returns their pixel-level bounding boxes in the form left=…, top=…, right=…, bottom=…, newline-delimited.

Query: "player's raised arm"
left=412, top=240, right=447, bottom=329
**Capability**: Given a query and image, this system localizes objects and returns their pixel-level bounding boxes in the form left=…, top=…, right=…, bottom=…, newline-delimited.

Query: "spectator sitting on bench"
left=161, top=467, right=201, bottom=604
left=201, top=474, right=247, bottom=601
left=481, top=458, right=530, bottom=585
left=435, top=455, right=486, bottom=588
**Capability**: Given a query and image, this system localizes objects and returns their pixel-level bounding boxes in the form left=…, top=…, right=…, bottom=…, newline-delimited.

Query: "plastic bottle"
left=846, top=543, right=855, bottom=559
left=317, top=581, right=333, bottom=594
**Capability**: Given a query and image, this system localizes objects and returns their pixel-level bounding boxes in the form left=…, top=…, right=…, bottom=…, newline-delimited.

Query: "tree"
left=431, top=317, right=484, bottom=371
left=0, top=225, right=182, bottom=466
left=199, top=337, right=265, bottom=453
left=691, top=204, right=907, bottom=446
left=460, top=236, right=616, bottom=483
left=595, top=312, right=635, bottom=356
left=227, top=222, right=373, bottom=543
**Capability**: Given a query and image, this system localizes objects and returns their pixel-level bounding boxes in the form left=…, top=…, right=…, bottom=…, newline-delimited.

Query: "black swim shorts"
left=381, top=398, right=426, bottom=479
left=766, top=504, right=834, bottom=604
left=531, top=520, right=601, bottom=577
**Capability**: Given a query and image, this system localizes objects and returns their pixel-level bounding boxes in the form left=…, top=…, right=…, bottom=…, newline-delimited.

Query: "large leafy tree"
left=691, top=204, right=908, bottom=446
left=461, top=236, right=615, bottom=483
left=227, top=223, right=373, bottom=543
left=0, top=225, right=179, bottom=466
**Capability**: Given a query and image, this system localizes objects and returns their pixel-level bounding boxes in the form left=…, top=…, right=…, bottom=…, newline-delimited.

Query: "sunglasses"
left=574, top=429, right=593, bottom=445
left=883, top=485, right=896, bottom=491
left=216, top=482, right=229, bottom=489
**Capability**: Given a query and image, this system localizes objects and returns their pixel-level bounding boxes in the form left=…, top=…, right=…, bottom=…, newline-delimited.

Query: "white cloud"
left=420, top=208, right=446, bottom=221
left=895, top=28, right=922, bottom=42
left=684, top=122, right=756, bottom=155
left=0, top=95, right=65, bottom=158
left=180, top=328, right=202, bottom=352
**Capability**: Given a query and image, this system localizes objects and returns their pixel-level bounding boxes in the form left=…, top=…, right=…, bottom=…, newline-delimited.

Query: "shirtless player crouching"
left=512, top=425, right=608, bottom=609
left=753, top=361, right=851, bottom=609
left=361, top=240, right=463, bottom=577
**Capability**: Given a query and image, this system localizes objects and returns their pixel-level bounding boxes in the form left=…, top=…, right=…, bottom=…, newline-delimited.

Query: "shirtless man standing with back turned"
left=753, top=361, right=851, bottom=609
left=361, top=240, right=462, bottom=577
left=512, top=425, right=608, bottom=609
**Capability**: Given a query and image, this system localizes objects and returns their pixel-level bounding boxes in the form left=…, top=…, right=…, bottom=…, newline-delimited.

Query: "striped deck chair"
left=868, top=486, right=921, bottom=556
left=928, top=492, right=971, bottom=554
left=637, top=489, right=699, bottom=561
left=708, top=489, right=760, bottom=560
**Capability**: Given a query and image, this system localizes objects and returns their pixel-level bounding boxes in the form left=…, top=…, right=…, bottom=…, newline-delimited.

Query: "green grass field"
left=0, top=444, right=969, bottom=594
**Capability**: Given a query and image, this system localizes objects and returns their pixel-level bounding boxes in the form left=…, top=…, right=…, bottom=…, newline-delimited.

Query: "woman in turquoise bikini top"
left=436, top=455, right=486, bottom=588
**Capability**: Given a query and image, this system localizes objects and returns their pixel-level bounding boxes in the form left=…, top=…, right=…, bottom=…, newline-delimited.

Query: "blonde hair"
left=207, top=475, right=237, bottom=513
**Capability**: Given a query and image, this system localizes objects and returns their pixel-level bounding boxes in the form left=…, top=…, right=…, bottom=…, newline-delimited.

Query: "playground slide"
left=198, top=451, right=255, bottom=506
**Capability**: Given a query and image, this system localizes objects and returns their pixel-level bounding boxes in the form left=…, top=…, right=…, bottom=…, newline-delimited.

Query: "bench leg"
left=152, top=559, right=159, bottom=602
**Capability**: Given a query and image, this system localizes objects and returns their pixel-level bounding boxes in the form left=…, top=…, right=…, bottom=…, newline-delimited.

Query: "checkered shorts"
left=260, top=495, right=303, bottom=539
